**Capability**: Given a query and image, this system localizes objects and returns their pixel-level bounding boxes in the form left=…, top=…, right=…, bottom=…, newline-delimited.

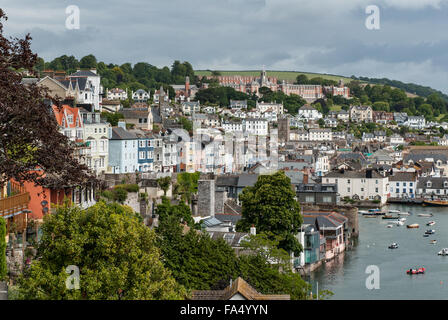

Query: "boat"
left=398, top=211, right=411, bottom=216
left=369, top=208, right=381, bottom=212
left=399, top=217, right=407, bottom=222
left=425, top=229, right=435, bottom=235
left=388, top=243, right=399, bottom=249
left=423, top=200, right=448, bottom=207
left=423, top=234, right=429, bottom=237
left=430, top=240, right=437, bottom=244
left=386, top=224, right=394, bottom=228
left=358, top=210, right=369, bottom=214
left=388, top=209, right=401, bottom=214
left=418, top=213, right=433, bottom=217
left=364, top=215, right=378, bottom=218
left=382, top=215, right=400, bottom=220
left=406, top=267, right=425, bottom=274
left=407, top=224, right=419, bottom=229
left=426, top=221, right=436, bottom=226
left=438, top=248, right=448, bottom=256
left=390, top=220, right=404, bottom=226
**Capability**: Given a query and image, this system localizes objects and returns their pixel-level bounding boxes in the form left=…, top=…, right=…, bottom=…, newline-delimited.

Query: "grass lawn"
left=329, top=105, right=342, bottom=111
left=195, top=70, right=355, bottom=83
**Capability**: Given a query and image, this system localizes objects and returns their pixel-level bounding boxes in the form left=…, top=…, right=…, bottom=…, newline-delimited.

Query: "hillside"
left=195, top=70, right=355, bottom=84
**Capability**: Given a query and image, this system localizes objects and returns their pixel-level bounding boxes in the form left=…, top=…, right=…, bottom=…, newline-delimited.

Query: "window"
left=396, top=182, right=399, bottom=186
left=403, top=189, right=406, bottom=194
left=403, top=182, right=406, bottom=187
left=67, top=115, right=73, bottom=124
left=347, top=187, right=350, bottom=192
left=410, top=182, right=413, bottom=187
left=361, top=188, right=364, bottom=192
left=139, top=140, right=145, bottom=148
left=396, top=188, right=399, bottom=193
left=139, top=152, right=145, bottom=159
left=375, top=188, right=378, bottom=193
left=410, top=189, right=413, bottom=194
left=305, top=196, right=315, bottom=203
left=322, top=196, right=332, bottom=203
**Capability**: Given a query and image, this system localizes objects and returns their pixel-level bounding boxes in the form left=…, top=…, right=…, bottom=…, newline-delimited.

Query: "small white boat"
left=430, top=240, right=437, bottom=244
left=418, top=213, right=433, bottom=217
left=399, top=217, right=407, bottom=222
left=425, top=229, right=435, bottom=235
left=388, top=209, right=400, bottom=214
left=387, top=224, right=394, bottom=228
left=427, top=221, right=436, bottom=226
left=388, top=243, right=399, bottom=249
left=398, top=211, right=411, bottom=216
left=438, top=248, right=448, bottom=256
left=358, top=210, right=369, bottom=214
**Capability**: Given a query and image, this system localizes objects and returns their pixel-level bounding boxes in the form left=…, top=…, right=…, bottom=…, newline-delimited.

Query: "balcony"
left=0, top=183, right=30, bottom=219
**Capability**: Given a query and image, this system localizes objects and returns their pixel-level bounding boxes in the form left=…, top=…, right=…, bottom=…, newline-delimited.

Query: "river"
left=309, top=203, right=448, bottom=299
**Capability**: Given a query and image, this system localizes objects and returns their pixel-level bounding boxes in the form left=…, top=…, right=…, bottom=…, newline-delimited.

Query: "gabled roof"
left=190, top=277, right=290, bottom=300
left=111, top=127, right=138, bottom=140
left=70, top=70, right=98, bottom=77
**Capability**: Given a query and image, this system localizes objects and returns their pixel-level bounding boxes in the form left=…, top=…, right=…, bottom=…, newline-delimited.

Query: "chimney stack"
left=250, top=224, right=256, bottom=236
left=303, top=172, right=309, bottom=184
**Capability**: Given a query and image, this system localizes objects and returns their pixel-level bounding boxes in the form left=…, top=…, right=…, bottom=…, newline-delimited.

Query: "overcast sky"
left=2, top=0, right=447, bottom=93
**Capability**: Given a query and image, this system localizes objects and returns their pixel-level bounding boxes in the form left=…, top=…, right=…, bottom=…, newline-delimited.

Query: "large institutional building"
left=203, top=68, right=350, bottom=102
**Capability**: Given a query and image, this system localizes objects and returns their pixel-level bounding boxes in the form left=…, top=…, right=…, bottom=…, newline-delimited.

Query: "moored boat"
left=426, top=221, right=436, bottom=226
left=423, top=200, right=448, bottom=206
left=425, top=229, right=435, bottom=235
left=398, top=211, right=411, bottom=216
left=406, top=267, right=425, bottom=274
left=418, top=213, right=433, bottom=217
left=388, top=243, right=399, bottom=249
left=438, top=248, right=448, bottom=256
left=388, top=209, right=400, bottom=214
left=407, top=224, right=419, bottom=229
left=382, top=215, right=400, bottom=220
left=386, top=224, right=394, bottom=228
left=430, top=240, right=437, bottom=244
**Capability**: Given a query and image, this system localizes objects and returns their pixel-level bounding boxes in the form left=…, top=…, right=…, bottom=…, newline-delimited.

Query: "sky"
left=2, top=0, right=447, bottom=93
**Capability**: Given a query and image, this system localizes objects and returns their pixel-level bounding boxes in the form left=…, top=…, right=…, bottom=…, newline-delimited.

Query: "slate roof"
left=215, top=213, right=242, bottom=225
left=324, top=169, right=384, bottom=179
left=70, top=70, right=98, bottom=77
left=121, top=108, right=150, bottom=119
left=111, top=127, right=138, bottom=140
left=388, top=172, right=417, bottom=182
left=417, top=177, right=448, bottom=190
left=302, top=211, right=348, bottom=230
left=190, top=277, right=290, bottom=300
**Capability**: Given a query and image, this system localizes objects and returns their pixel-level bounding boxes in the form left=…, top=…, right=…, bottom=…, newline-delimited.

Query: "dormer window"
left=427, top=181, right=432, bottom=188
left=67, top=115, right=73, bottom=124
left=444, top=181, right=448, bottom=188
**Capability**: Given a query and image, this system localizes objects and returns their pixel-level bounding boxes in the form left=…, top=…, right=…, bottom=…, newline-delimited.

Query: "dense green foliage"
left=347, top=81, right=448, bottom=121
left=157, top=176, right=171, bottom=196
left=101, top=112, right=124, bottom=126
left=296, top=74, right=338, bottom=86
left=175, top=172, right=200, bottom=203
left=352, top=75, right=448, bottom=102
left=195, top=86, right=255, bottom=107
left=156, top=212, right=311, bottom=299
left=236, top=171, right=303, bottom=255
left=0, top=217, right=6, bottom=281
left=259, top=88, right=307, bottom=115
left=16, top=202, right=185, bottom=299
left=156, top=197, right=195, bottom=227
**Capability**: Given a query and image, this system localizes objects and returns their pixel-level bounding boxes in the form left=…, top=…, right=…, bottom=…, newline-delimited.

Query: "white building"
left=243, top=118, right=268, bottom=136
left=309, top=128, right=332, bottom=141
left=132, top=89, right=150, bottom=102
left=389, top=172, right=417, bottom=199
left=324, top=169, right=389, bottom=204
left=405, top=116, right=426, bottom=130
left=256, top=101, right=284, bottom=114
left=70, top=69, right=102, bottom=112
left=107, top=88, right=128, bottom=101
left=297, top=105, right=322, bottom=121
left=389, top=134, right=405, bottom=146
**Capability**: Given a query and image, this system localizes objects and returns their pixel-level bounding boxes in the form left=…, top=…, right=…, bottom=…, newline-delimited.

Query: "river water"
left=309, top=203, right=448, bottom=299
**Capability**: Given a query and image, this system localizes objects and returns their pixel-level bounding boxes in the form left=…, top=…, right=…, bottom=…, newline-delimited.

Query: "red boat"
left=406, top=267, right=425, bottom=274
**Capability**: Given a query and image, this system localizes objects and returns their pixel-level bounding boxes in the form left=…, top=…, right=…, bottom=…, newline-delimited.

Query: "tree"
left=176, top=172, right=200, bottom=203
left=0, top=10, right=93, bottom=188
left=79, top=54, right=97, bottom=69
left=101, top=112, right=124, bottom=126
left=16, top=202, right=185, bottom=299
left=157, top=176, right=171, bottom=196
left=0, top=217, right=6, bottom=281
left=236, top=171, right=303, bottom=255
left=156, top=197, right=195, bottom=227
left=155, top=215, right=239, bottom=291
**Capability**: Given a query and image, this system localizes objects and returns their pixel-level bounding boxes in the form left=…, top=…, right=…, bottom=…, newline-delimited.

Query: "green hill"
left=195, top=70, right=355, bottom=84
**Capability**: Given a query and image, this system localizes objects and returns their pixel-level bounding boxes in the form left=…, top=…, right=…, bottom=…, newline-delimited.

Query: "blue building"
left=108, top=122, right=138, bottom=173
left=134, top=130, right=154, bottom=172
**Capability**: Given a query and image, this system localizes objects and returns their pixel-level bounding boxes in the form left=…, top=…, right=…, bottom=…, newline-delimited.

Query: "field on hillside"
left=195, top=70, right=355, bottom=83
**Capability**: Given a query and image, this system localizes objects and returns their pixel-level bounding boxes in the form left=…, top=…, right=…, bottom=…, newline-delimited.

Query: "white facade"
left=256, top=101, right=284, bottom=114
left=309, top=129, right=333, bottom=141
left=324, top=171, right=389, bottom=204
left=107, top=88, right=128, bottom=100
left=297, top=105, right=322, bottom=121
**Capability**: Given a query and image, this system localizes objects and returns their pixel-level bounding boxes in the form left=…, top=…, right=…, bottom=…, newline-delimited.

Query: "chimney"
left=117, top=121, right=127, bottom=130
left=250, top=224, right=256, bottom=236
left=303, top=173, right=309, bottom=184
left=366, top=168, right=373, bottom=179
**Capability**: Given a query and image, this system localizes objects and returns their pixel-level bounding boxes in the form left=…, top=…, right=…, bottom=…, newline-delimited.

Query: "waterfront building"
left=389, top=172, right=418, bottom=199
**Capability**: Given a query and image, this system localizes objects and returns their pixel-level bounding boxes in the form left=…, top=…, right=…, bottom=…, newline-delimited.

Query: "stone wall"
left=197, top=179, right=215, bottom=217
